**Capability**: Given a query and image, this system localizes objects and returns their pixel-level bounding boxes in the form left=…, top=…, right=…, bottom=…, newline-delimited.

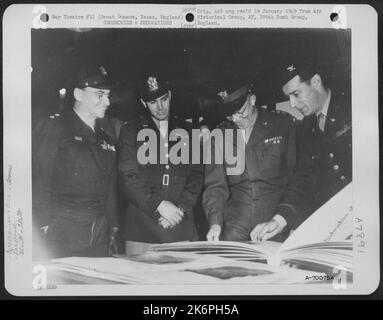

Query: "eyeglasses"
left=83, top=89, right=110, bottom=100
left=227, top=96, right=250, bottom=121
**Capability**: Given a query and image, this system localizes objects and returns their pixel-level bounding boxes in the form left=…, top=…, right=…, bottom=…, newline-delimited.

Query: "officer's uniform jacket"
left=118, top=112, right=204, bottom=243
left=300, top=90, right=352, bottom=210
left=203, top=108, right=302, bottom=240
left=32, top=109, right=119, bottom=242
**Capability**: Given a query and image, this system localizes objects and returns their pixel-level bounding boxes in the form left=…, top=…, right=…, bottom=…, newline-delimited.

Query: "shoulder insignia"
left=139, top=115, right=149, bottom=128
left=49, top=113, right=61, bottom=120
left=217, top=120, right=228, bottom=129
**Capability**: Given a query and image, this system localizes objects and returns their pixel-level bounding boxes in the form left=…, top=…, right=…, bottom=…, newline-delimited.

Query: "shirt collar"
left=240, top=113, right=257, bottom=144
left=159, top=120, right=168, bottom=139
left=316, top=89, right=331, bottom=117
left=73, top=108, right=96, bottom=132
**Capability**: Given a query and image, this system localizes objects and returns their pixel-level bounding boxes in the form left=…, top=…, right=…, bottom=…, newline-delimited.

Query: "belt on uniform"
left=162, top=174, right=169, bottom=186
left=55, top=205, right=105, bottom=219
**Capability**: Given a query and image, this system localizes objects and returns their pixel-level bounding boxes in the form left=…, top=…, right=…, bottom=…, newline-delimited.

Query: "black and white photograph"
left=3, top=4, right=379, bottom=296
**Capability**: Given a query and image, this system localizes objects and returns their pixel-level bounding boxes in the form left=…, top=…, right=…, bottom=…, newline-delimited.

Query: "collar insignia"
left=286, top=65, right=296, bottom=72
left=217, top=90, right=228, bottom=99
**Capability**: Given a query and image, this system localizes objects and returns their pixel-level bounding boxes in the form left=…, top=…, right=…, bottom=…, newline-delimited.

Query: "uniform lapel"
left=246, top=108, right=270, bottom=148
left=323, top=93, right=347, bottom=142
left=73, top=111, right=105, bottom=170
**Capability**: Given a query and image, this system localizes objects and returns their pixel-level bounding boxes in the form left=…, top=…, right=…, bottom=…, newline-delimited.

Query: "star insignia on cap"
left=99, top=65, right=108, bottom=76
left=217, top=90, right=228, bottom=99
left=147, top=77, right=159, bottom=92
left=286, top=64, right=296, bottom=72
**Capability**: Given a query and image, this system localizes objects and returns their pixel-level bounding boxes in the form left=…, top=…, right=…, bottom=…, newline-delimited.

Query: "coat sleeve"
left=176, top=163, right=204, bottom=218
left=105, top=154, right=119, bottom=229
left=118, top=122, right=162, bottom=218
left=202, top=134, right=229, bottom=227
left=32, top=118, right=62, bottom=227
left=276, top=118, right=319, bottom=229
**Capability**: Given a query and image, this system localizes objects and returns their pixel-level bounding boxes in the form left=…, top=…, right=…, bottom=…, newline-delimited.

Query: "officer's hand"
left=206, top=224, right=221, bottom=242
left=158, top=217, right=173, bottom=229
left=250, top=219, right=285, bottom=242
left=199, top=125, right=211, bottom=144
left=157, top=201, right=184, bottom=227
left=108, top=227, right=119, bottom=256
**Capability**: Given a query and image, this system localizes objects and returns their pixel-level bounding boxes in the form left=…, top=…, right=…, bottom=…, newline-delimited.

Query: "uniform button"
left=165, top=165, right=170, bottom=170
left=74, top=172, right=78, bottom=176
left=312, top=128, right=315, bottom=133
left=311, top=155, right=315, bottom=160
left=340, top=176, right=346, bottom=181
left=165, top=154, right=169, bottom=158
left=333, top=164, right=339, bottom=170
left=329, top=153, right=334, bottom=158
left=66, top=209, right=70, bottom=213
left=87, top=207, right=91, bottom=210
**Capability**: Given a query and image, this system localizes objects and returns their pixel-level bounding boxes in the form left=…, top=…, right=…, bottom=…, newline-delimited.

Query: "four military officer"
left=33, top=59, right=351, bottom=255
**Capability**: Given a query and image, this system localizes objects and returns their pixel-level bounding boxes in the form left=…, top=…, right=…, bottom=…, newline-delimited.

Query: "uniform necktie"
left=241, top=128, right=252, bottom=144
left=241, top=129, right=247, bottom=143
left=159, top=121, right=168, bottom=139
left=317, top=112, right=326, bottom=132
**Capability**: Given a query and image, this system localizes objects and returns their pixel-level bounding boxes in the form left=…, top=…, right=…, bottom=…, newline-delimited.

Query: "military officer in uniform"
left=251, top=60, right=352, bottom=241
left=203, top=81, right=306, bottom=242
left=118, top=74, right=203, bottom=244
left=32, top=65, right=119, bottom=258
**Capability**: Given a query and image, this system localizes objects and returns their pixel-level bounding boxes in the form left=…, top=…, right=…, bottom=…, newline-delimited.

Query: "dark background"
left=32, top=28, right=351, bottom=127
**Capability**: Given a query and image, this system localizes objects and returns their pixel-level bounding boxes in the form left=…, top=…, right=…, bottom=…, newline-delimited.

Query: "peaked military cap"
left=140, top=74, right=170, bottom=102
left=215, top=80, right=255, bottom=117
left=75, top=65, right=112, bottom=90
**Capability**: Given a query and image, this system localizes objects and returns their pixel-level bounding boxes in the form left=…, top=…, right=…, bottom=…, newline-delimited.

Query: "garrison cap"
left=276, top=58, right=318, bottom=88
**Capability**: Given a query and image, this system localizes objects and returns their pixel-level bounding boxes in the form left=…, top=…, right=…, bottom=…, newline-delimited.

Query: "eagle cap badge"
left=147, top=77, right=159, bottom=92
